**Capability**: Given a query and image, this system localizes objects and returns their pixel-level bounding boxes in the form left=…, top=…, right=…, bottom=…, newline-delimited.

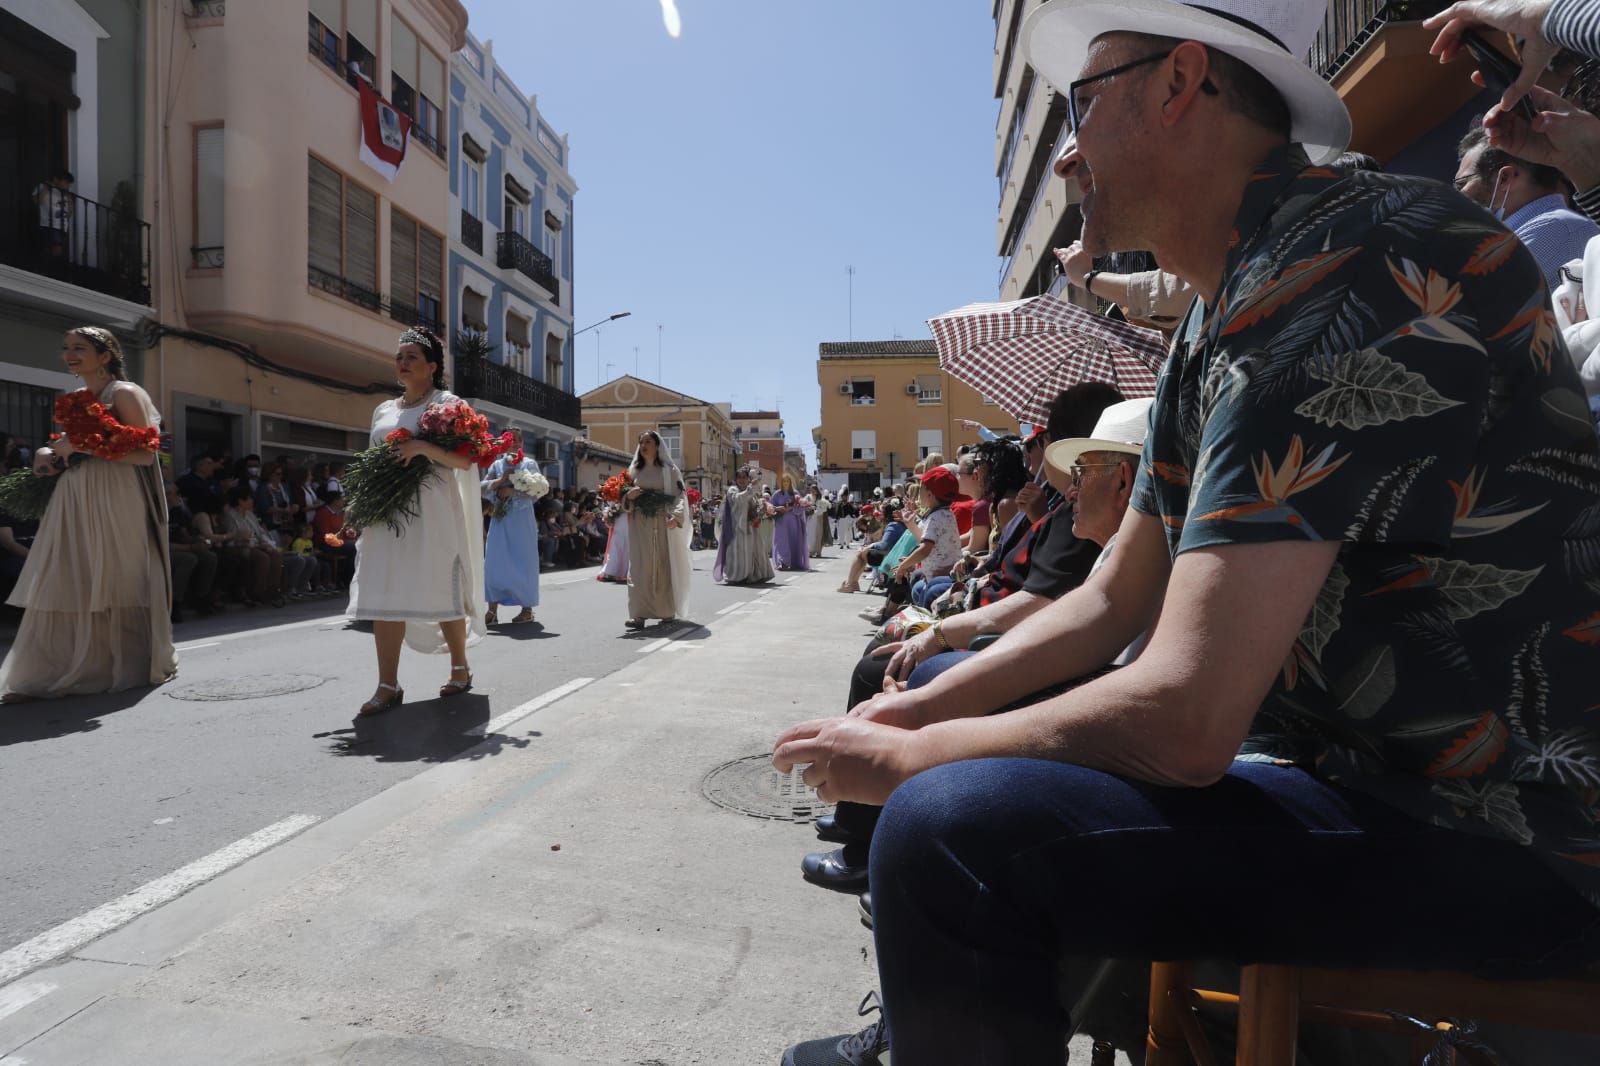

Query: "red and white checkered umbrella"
left=928, top=292, right=1169, bottom=428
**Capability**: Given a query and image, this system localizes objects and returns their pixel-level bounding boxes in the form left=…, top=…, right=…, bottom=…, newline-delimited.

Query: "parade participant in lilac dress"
left=769, top=473, right=811, bottom=572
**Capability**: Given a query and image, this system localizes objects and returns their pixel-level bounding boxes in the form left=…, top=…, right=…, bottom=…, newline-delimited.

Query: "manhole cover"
left=701, top=753, right=833, bottom=822
left=167, top=673, right=328, bottom=702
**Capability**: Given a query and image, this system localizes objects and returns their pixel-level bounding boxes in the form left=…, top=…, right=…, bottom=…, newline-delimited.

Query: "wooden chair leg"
left=1237, top=965, right=1300, bottom=1066
left=1147, top=961, right=1196, bottom=1066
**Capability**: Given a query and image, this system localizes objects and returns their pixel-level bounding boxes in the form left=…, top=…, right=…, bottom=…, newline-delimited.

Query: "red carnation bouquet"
left=52, top=390, right=161, bottom=462
left=599, top=471, right=629, bottom=503
left=341, top=398, right=513, bottom=534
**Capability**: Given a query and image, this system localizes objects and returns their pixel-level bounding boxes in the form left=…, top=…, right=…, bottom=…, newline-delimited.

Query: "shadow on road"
left=486, top=622, right=558, bottom=642
left=315, top=694, right=528, bottom=763
left=0, top=687, right=151, bottom=747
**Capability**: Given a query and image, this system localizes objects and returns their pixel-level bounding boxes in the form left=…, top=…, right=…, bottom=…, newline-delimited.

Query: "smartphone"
left=1461, top=29, right=1538, bottom=122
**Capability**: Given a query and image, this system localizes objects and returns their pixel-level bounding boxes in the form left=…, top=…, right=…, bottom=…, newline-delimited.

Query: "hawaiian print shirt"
left=1132, top=145, right=1600, bottom=906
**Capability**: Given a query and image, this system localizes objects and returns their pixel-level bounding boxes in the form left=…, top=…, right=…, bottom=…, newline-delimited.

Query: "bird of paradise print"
left=1194, top=436, right=1348, bottom=538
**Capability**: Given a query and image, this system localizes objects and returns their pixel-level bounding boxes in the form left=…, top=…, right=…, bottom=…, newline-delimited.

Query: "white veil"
left=630, top=438, right=692, bottom=621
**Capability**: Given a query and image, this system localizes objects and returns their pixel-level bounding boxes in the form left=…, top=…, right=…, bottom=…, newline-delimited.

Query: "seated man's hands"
left=1426, top=1, right=1556, bottom=112
left=772, top=716, right=931, bottom=805
left=848, top=685, right=931, bottom=729
left=1483, top=85, right=1600, bottom=191
left=874, top=625, right=945, bottom=683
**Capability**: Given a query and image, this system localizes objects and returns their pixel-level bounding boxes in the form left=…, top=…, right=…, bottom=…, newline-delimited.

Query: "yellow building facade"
left=814, top=341, right=1019, bottom=493
left=578, top=376, right=738, bottom=496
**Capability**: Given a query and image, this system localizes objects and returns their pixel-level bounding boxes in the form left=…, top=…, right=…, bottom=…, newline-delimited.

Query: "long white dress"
left=1, top=380, right=176, bottom=697
left=625, top=461, right=691, bottom=620
left=346, top=390, right=487, bottom=653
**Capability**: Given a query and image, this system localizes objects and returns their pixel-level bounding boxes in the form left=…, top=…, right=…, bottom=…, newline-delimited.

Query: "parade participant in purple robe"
left=769, top=473, right=810, bottom=572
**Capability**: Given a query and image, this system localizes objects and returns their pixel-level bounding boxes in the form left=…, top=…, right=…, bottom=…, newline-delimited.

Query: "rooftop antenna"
left=847, top=265, right=855, bottom=341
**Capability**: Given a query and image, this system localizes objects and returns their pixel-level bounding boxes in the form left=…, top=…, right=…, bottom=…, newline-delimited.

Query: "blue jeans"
left=871, top=758, right=1600, bottom=1065
left=910, top=575, right=954, bottom=609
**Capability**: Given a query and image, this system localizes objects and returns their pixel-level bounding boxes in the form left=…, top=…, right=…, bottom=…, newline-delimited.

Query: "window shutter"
left=390, top=15, right=418, bottom=90
left=307, top=156, right=342, bottom=277
left=345, top=180, right=378, bottom=290
left=195, top=127, right=225, bottom=249
left=419, top=46, right=444, bottom=108
left=391, top=212, right=417, bottom=306
left=418, top=226, right=442, bottom=301
left=345, top=0, right=377, bottom=55
left=308, top=0, right=341, bottom=31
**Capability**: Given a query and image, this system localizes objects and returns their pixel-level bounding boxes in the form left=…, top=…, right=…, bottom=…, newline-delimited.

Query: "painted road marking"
left=173, top=641, right=221, bottom=652
left=714, top=602, right=745, bottom=616
left=637, top=637, right=672, bottom=655
left=175, top=614, right=345, bottom=651
left=0, top=978, right=56, bottom=1022
left=783, top=577, right=799, bottom=585
left=475, top=677, right=595, bottom=738
left=0, top=814, right=320, bottom=987
left=548, top=572, right=600, bottom=587
left=448, top=763, right=569, bottom=833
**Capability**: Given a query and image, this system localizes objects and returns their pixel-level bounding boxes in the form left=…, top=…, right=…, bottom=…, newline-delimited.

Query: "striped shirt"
left=1545, top=0, right=1600, bottom=58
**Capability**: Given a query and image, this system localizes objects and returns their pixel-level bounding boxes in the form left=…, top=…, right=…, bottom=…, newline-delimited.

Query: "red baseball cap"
left=918, top=465, right=961, bottom=503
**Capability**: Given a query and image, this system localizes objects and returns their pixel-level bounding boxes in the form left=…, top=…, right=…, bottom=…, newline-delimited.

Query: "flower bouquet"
left=750, top=498, right=775, bottom=530
left=599, top=472, right=629, bottom=503
left=630, top=488, right=677, bottom=519
left=342, top=399, right=512, bottom=534
left=493, top=467, right=550, bottom=519
left=52, top=390, right=161, bottom=462
left=0, top=469, right=58, bottom=521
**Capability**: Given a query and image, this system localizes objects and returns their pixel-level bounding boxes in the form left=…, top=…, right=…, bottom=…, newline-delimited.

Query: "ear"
left=1157, top=40, right=1215, bottom=131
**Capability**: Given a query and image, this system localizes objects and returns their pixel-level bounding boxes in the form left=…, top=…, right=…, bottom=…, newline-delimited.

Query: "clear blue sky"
left=464, top=1, right=1003, bottom=466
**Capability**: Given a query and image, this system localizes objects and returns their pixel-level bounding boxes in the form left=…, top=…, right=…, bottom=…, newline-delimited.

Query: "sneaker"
left=780, top=992, right=888, bottom=1066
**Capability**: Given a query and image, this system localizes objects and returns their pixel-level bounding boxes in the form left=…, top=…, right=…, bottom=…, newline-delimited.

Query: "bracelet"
left=932, top=622, right=951, bottom=652
left=1082, top=269, right=1101, bottom=294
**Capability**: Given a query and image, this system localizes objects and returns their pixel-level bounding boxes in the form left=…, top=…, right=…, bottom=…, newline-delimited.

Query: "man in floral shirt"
left=774, top=2, right=1600, bottom=1063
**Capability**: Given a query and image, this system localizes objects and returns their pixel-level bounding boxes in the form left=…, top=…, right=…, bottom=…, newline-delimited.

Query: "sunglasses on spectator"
left=1068, top=50, right=1218, bottom=136
left=1068, top=462, right=1123, bottom=487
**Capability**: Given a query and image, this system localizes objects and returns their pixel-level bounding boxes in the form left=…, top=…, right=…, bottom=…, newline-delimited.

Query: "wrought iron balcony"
left=191, top=246, right=224, bottom=269
left=410, top=123, right=446, bottom=161
left=308, top=265, right=381, bottom=312
left=187, top=0, right=225, bottom=15
left=494, top=230, right=560, bottom=304
left=389, top=298, right=442, bottom=336
left=461, top=210, right=483, bottom=255
left=1309, top=0, right=1450, bottom=81
left=453, top=352, right=581, bottom=428
left=7, top=187, right=151, bottom=305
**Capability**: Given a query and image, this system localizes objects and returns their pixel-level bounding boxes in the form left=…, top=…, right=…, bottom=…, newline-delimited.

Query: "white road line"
left=176, top=614, right=346, bottom=650
left=637, top=637, right=672, bottom=655
left=0, top=814, right=319, bottom=987
left=0, top=978, right=56, bottom=1022
left=714, top=602, right=745, bottom=616
left=548, top=573, right=598, bottom=587
left=783, top=577, right=799, bottom=585
left=475, top=677, right=595, bottom=738
left=173, top=641, right=221, bottom=652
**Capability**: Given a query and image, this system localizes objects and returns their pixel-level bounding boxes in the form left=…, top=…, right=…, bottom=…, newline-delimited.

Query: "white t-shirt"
left=918, top=506, right=963, bottom=576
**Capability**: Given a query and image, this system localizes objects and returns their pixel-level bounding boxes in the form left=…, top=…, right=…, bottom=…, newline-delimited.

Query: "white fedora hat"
left=1046, top=397, right=1154, bottom=474
left=1022, top=0, right=1351, bottom=165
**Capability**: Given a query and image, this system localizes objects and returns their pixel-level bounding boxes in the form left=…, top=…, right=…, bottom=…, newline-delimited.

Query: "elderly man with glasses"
left=775, top=0, right=1600, bottom=1063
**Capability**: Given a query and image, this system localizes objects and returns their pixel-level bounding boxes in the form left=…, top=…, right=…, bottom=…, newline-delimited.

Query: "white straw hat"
left=1022, top=0, right=1351, bottom=165
left=1046, top=397, right=1154, bottom=473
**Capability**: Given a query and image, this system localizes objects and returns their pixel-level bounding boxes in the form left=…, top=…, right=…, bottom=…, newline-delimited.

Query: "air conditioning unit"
left=538, top=440, right=560, bottom=462
left=838, top=382, right=853, bottom=395
left=905, top=383, right=920, bottom=395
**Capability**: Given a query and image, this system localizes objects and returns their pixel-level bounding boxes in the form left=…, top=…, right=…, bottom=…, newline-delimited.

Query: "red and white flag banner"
left=357, top=79, right=411, bottom=182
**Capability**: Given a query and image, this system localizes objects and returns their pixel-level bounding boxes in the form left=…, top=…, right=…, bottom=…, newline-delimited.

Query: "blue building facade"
left=448, top=32, right=579, bottom=484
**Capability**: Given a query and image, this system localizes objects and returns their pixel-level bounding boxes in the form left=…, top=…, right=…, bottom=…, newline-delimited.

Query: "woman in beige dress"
left=622, top=430, right=691, bottom=630
left=1, top=327, right=176, bottom=701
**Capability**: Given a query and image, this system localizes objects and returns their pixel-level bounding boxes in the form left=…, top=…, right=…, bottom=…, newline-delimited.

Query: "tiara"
left=398, top=327, right=435, bottom=348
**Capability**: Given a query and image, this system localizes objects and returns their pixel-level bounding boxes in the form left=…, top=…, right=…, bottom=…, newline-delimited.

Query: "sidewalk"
left=0, top=560, right=885, bottom=1065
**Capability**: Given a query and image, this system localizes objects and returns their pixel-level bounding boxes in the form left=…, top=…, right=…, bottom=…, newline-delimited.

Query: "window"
left=459, top=143, right=482, bottom=217
left=505, top=312, right=531, bottom=375
left=389, top=210, right=443, bottom=331
left=544, top=331, right=564, bottom=389
left=308, top=0, right=377, bottom=87
left=657, top=423, right=683, bottom=465
left=543, top=212, right=561, bottom=274
left=746, top=442, right=759, bottom=453
left=193, top=125, right=224, bottom=268
left=504, top=176, right=530, bottom=237
left=916, top=374, right=942, bottom=405
left=461, top=288, right=487, bottom=332
left=850, top=378, right=876, bottom=406
left=308, top=155, right=378, bottom=308
left=390, top=13, right=445, bottom=157
left=851, top=430, right=876, bottom=462
left=918, top=429, right=943, bottom=460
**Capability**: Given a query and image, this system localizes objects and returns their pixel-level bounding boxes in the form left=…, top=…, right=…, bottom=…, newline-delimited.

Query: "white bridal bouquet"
left=511, top=468, right=550, bottom=500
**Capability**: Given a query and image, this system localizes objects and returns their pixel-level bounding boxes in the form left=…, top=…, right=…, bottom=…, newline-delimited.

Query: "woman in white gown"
left=346, top=329, right=487, bottom=716
left=622, top=431, right=691, bottom=629
left=0, top=327, right=176, bottom=700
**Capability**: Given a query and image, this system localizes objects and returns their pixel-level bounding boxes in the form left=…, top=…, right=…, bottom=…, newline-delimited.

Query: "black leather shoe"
left=813, top=813, right=856, bottom=845
left=800, top=846, right=869, bottom=894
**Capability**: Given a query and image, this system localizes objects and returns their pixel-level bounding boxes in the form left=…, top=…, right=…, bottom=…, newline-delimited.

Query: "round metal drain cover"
left=701, top=753, right=833, bottom=822
left=167, top=673, right=328, bottom=702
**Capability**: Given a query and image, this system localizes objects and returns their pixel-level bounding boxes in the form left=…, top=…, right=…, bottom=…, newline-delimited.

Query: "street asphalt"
left=0, top=551, right=755, bottom=955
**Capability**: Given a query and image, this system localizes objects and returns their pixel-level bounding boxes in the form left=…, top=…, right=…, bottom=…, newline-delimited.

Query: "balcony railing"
left=389, top=298, right=442, bottom=336
left=7, top=187, right=151, bottom=305
left=187, top=0, right=225, bottom=16
left=1308, top=0, right=1450, bottom=81
left=461, top=210, right=483, bottom=255
left=410, top=123, right=446, bottom=162
left=308, top=265, right=381, bottom=312
left=495, top=230, right=560, bottom=304
left=191, top=246, right=224, bottom=269
left=453, top=352, right=582, bottom=428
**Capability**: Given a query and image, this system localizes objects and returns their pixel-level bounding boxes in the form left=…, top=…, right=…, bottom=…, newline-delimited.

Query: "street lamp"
left=570, top=311, right=631, bottom=390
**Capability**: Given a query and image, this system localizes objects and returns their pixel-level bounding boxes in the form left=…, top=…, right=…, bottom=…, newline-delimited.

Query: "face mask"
left=247, top=466, right=260, bottom=477
left=1488, top=170, right=1510, bottom=221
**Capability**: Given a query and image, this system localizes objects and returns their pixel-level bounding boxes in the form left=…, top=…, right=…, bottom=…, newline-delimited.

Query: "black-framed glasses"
left=1067, top=50, right=1219, bottom=135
